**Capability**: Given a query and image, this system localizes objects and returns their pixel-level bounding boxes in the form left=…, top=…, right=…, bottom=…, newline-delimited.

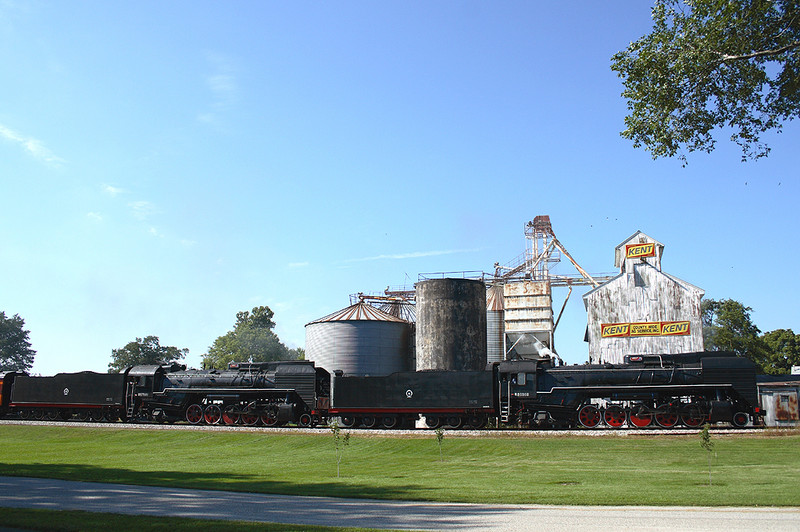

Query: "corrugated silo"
left=305, top=302, right=411, bottom=376
left=416, top=278, right=487, bottom=371
left=486, top=284, right=505, bottom=363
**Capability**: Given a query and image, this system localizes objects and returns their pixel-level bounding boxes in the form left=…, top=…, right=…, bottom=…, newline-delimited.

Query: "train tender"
left=0, top=351, right=762, bottom=429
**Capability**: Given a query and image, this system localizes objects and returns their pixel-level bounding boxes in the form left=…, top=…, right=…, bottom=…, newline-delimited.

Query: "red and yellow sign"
left=629, top=322, right=662, bottom=336
left=626, top=243, right=656, bottom=259
left=601, top=323, right=630, bottom=338
left=601, top=321, right=691, bottom=338
left=660, top=321, right=691, bottom=336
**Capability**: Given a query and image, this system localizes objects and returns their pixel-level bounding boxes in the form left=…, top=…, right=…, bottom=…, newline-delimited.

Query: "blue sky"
left=2, top=1, right=798, bottom=375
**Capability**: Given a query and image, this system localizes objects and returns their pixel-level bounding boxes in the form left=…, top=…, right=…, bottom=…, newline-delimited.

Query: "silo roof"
left=307, top=302, right=408, bottom=325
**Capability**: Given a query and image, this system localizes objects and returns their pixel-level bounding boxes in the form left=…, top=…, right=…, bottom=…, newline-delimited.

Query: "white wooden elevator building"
left=582, top=231, right=705, bottom=364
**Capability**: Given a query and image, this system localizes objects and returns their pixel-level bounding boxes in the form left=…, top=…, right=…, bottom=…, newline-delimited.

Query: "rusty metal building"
left=757, top=375, right=800, bottom=427
left=582, top=231, right=705, bottom=364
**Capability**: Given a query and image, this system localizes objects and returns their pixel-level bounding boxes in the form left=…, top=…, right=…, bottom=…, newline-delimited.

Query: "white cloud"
left=102, top=184, right=126, bottom=197
left=86, top=212, right=103, bottom=222
left=288, top=261, right=310, bottom=269
left=128, top=200, right=156, bottom=220
left=0, top=123, right=64, bottom=166
left=343, top=248, right=482, bottom=263
left=198, top=52, right=239, bottom=124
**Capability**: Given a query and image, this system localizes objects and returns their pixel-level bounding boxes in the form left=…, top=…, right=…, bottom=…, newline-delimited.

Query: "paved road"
left=1, top=476, right=798, bottom=531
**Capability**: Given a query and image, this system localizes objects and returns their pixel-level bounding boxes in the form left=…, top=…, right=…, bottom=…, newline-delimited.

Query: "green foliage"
left=702, top=298, right=769, bottom=367
left=108, top=336, right=188, bottom=373
left=700, top=423, right=714, bottom=486
left=761, top=328, right=800, bottom=374
left=703, top=298, right=800, bottom=374
left=0, top=311, right=36, bottom=372
left=330, top=420, right=352, bottom=478
left=203, top=306, right=297, bottom=369
left=611, top=0, right=800, bottom=163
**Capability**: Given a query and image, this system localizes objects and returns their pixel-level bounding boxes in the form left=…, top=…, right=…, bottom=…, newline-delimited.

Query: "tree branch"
left=718, top=40, right=800, bottom=62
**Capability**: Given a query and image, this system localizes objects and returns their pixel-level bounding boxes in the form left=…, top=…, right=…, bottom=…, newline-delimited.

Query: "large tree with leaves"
left=108, top=336, right=188, bottom=373
left=760, top=328, right=800, bottom=374
left=702, top=299, right=769, bottom=364
left=0, top=311, right=36, bottom=372
left=612, top=0, right=800, bottom=162
left=202, top=306, right=299, bottom=369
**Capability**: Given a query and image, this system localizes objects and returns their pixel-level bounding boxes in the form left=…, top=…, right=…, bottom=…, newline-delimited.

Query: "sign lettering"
left=601, top=321, right=692, bottom=338
left=661, top=321, right=690, bottom=336
left=626, top=243, right=656, bottom=259
left=601, top=323, right=630, bottom=338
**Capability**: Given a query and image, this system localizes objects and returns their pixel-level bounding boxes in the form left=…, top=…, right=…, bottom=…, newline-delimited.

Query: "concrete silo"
left=416, top=278, right=487, bottom=371
left=305, top=302, right=411, bottom=376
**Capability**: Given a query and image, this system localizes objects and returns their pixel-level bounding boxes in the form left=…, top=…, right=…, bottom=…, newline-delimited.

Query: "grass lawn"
left=1, top=424, right=798, bottom=507
left=0, top=507, right=379, bottom=532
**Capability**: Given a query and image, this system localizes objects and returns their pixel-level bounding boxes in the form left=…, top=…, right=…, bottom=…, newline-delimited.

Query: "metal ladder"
left=125, top=381, right=136, bottom=420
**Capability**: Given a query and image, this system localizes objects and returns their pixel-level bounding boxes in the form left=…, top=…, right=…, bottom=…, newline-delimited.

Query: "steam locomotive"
left=0, top=351, right=761, bottom=429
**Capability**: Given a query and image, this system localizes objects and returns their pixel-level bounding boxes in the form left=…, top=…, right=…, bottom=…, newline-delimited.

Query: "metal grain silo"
left=305, top=302, right=411, bottom=376
left=416, top=278, right=487, bottom=371
left=486, top=284, right=505, bottom=363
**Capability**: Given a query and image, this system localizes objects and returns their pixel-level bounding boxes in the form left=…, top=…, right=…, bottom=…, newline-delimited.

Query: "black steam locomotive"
left=0, top=351, right=761, bottom=429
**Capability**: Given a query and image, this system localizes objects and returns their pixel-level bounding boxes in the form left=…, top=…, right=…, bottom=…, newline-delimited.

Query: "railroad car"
left=0, top=350, right=761, bottom=429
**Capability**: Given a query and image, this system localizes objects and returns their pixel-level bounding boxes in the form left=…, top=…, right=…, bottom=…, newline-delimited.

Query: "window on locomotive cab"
left=517, top=372, right=526, bottom=386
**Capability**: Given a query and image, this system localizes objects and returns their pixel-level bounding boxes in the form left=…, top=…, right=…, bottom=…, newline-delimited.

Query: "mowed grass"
left=0, top=507, right=378, bottom=532
left=1, top=424, right=799, bottom=506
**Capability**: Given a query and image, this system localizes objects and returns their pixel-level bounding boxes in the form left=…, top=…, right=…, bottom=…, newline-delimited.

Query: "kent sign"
left=601, top=321, right=690, bottom=338
left=625, top=242, right=656, bottom=259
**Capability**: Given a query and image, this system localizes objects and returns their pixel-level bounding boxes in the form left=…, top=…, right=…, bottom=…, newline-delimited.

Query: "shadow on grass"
left=0, top=469, right=531, bottom=531
left=0, top=461, right=432, bottom=501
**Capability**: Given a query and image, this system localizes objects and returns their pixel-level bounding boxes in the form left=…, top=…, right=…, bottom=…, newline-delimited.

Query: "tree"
left=330, top=419, right=351, bottom=478
left=760, top=328, right=800, bottom=374
left=702, top=298, right=770, bottom=369
left=0, top=311, right=36, bottom=372
left=108, top=336, right=188, bottom=373
left=699, top=423, right=715, bottom=486
left=202, top=306, right=296, bottom=369
left=611, top=0, right=800, bottom=163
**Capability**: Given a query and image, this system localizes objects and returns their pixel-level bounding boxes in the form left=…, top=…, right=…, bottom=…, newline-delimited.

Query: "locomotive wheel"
left=32, top=409, right=45, bottom=420
left=185, top=404, right=204, bottom=424
left=629, top=412, right=653, bottom=428
left=261, top=411, right=279, bottom=426
left=577, top=405, right=601, bottom=428
left=298, top=413, right=314, bottom=427
left=425, top=415, right=442, bottom=429
left=655, top=406, right=679, bottom=428
left=18, top=409, right=30, bottom=420
left=361, top=416, right=377, bottom=429
left=222, top=406, right=240, bottom=425
left=204, top=405, right=222, bottom=425
left=380, top=415, right=398, bottom=429
left=445, top=416, right=463, bottom=429
left=46, top=410, right=60, bottom=421
left=681, top=414, right=707, bottom=428
left=732, top=412, right=750, bottom=428
left=467, top=414, right=487, bottom=429
left=603, top=406, right=626, bottom=428
left=241, top=412, right=259, bottom=426
left=340, top=416, right=357, bottom=429
left=89, top=409, right=105, bottom=422
left=75, top=410, right=88, bottom=421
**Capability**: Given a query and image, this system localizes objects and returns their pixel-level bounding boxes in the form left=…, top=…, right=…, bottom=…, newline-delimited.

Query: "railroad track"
left=0, top=418, right=767, bottom=437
